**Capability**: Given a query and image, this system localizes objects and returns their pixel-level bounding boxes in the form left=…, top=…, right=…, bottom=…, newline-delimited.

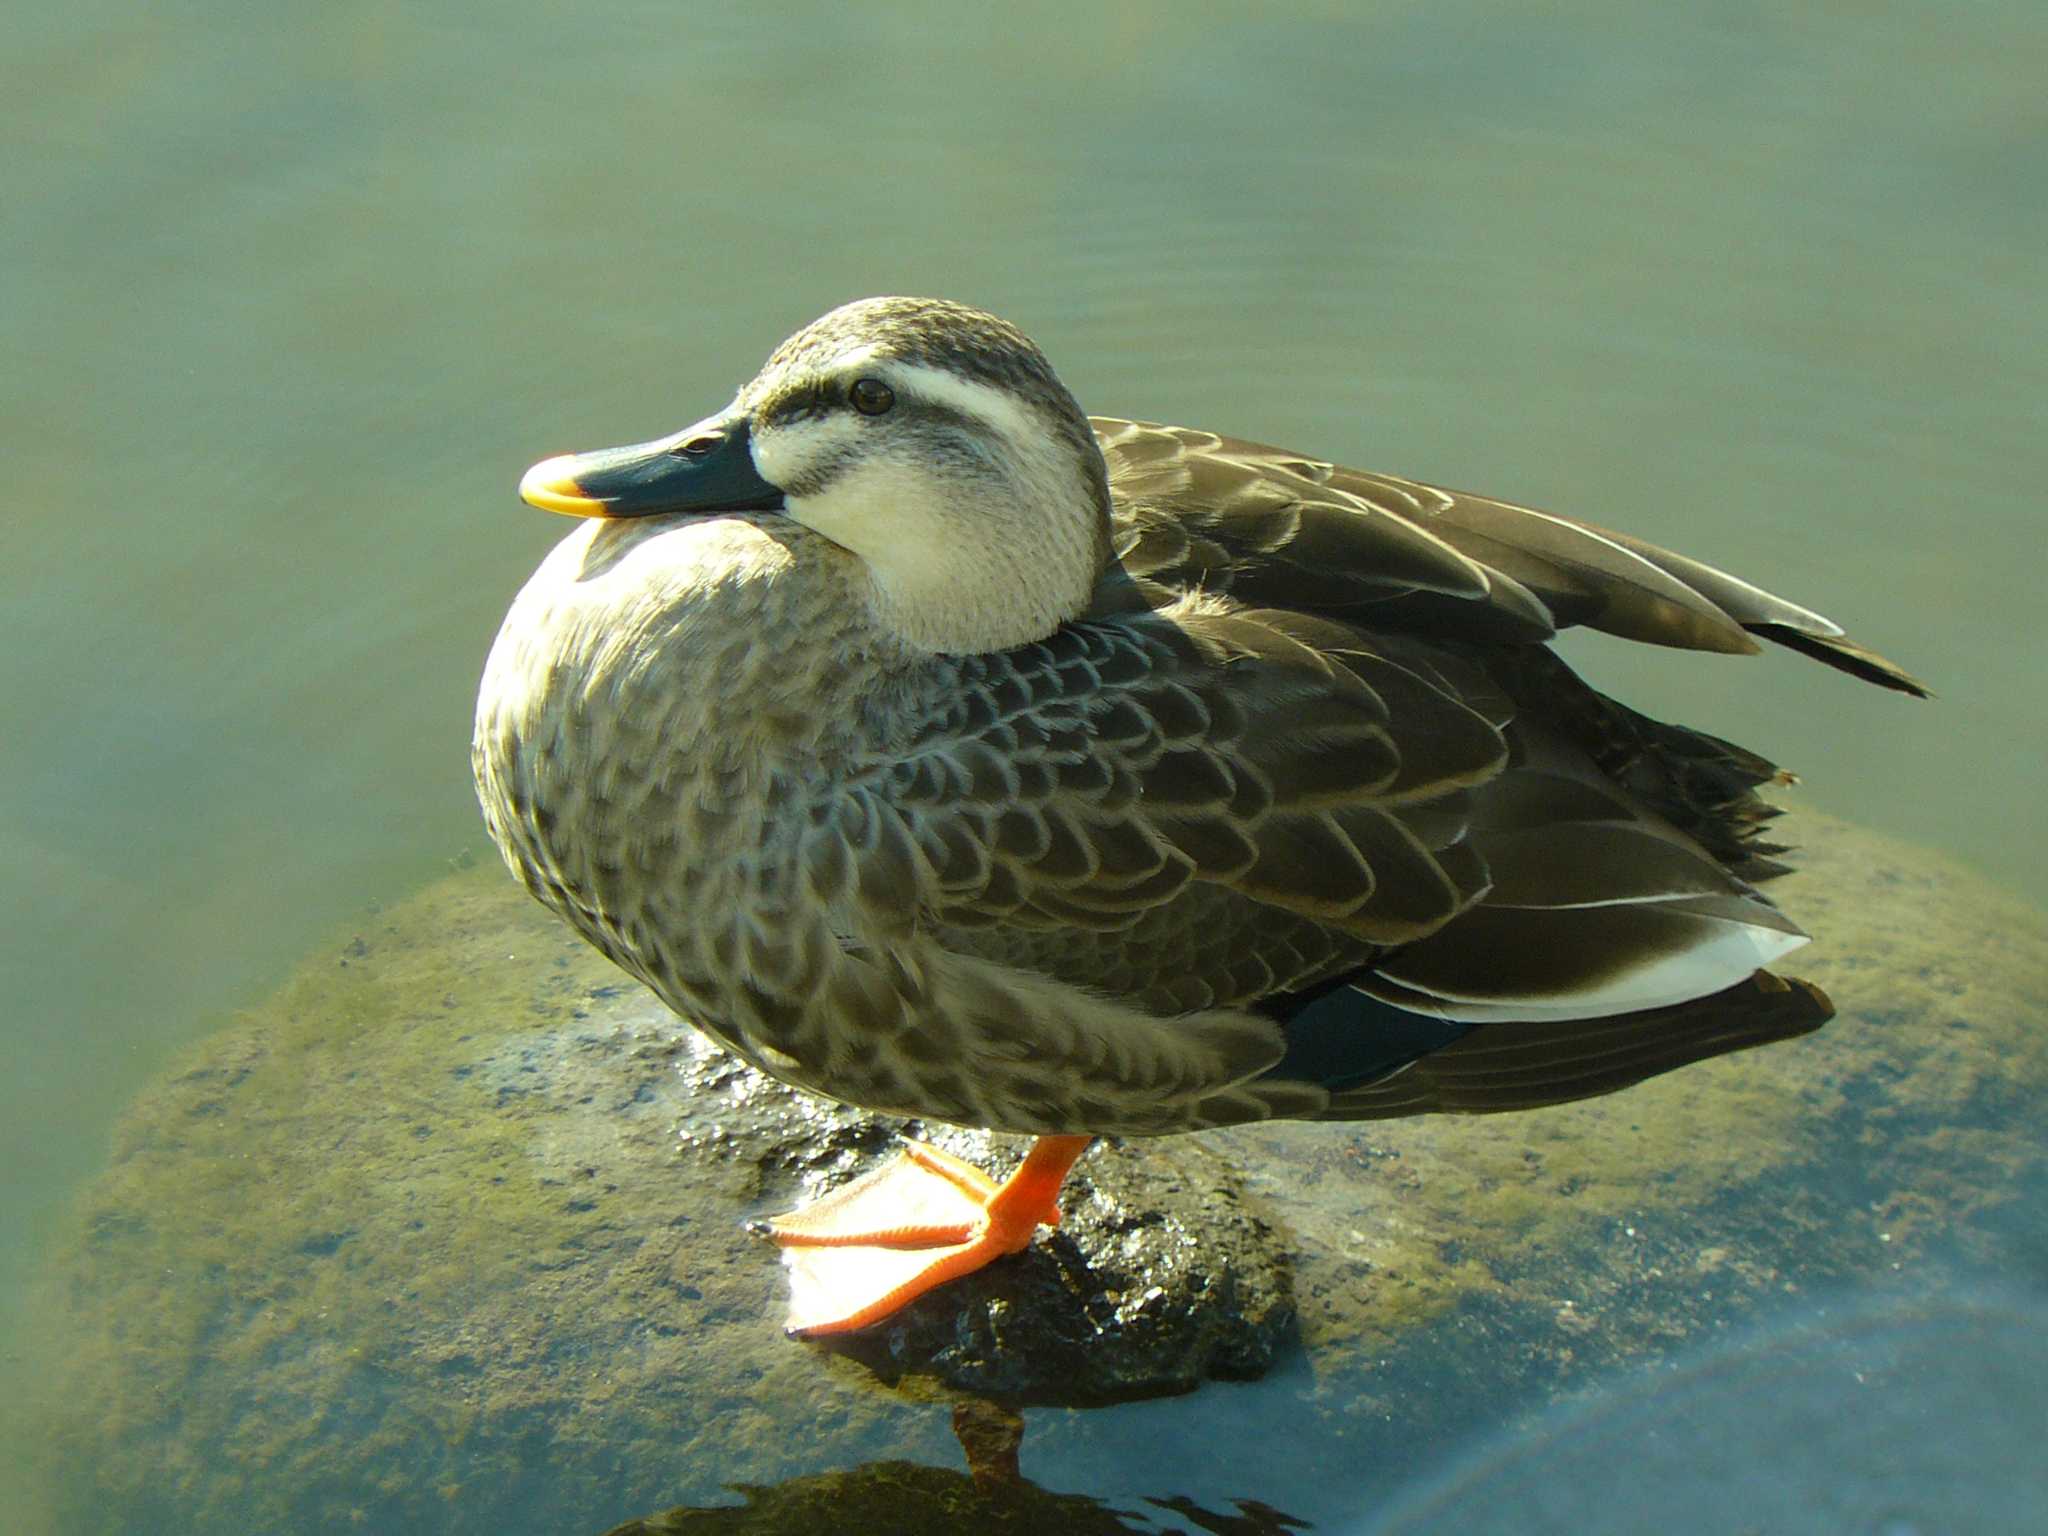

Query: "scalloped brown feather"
left=478, top=310, right=1923, bottom=1137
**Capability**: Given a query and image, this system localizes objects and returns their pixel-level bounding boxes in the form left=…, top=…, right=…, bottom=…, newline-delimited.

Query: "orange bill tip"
left=518, top=455, right=608, bottom=517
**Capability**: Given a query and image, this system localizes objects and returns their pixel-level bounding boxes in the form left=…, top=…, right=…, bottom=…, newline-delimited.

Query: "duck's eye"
left=849, top=378, right=895, bottom=416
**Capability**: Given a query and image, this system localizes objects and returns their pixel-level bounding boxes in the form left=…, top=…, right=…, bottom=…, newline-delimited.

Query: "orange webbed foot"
left=766, top=1134, right=1092, bottom=1336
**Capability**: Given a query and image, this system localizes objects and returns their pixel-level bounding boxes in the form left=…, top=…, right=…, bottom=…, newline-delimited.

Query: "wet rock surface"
left=807, top=1130, right=1293, bottom=1401
left=21, top=810, right=2048, bottom=1535
left=483, top=1002, right=1296, bottom=1404
left=20, top=847, right=1292, bottom=1534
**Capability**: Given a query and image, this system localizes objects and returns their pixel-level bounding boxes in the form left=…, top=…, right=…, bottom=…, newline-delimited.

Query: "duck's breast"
left=472, top=514, right=886, bottom=1011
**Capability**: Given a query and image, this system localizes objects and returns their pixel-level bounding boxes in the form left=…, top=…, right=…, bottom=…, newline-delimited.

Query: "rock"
left=468, top=990, right=1295, bottom=1403
left=809, top=1131, right=1293, bottom=1401
left=20, top=848, right=1289, bottom=1535
left=20, top=809, right=2047, bottom=1534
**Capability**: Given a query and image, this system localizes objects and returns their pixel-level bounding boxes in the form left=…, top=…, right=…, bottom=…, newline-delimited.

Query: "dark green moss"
left=19, top=810, right=2047, bottom=1533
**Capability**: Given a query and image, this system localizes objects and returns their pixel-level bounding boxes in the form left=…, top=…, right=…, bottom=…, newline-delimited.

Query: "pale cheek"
left=787, top=461, right=962, bottom=579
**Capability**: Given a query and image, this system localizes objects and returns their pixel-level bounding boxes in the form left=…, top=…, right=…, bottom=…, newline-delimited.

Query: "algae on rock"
left=25, top=848, right=1289, bottom=1533
left=23, top=809, right=2048, bottom=1534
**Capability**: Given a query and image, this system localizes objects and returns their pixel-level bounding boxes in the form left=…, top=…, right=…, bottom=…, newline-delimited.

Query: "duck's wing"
left=796, top=594, right=1812, bottom=1134
left=792, top=603, right=1509, bottom=1132
left=1093, top=418, right=1928, bottom=696
left=872, top=603, right=1507, bottom=954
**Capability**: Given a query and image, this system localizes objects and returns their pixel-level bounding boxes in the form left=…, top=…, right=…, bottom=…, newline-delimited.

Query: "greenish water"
left=3, top=1, right=2043, bottom=1529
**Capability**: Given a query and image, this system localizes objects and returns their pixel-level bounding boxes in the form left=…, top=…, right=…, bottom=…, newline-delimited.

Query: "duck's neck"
left=780, top=433, right=1112, bottom=656
left=858, top=528, right=1091, bottom=653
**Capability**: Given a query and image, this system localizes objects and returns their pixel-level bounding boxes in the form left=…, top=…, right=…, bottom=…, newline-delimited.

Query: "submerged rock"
left=1364, top=1289, right=2048, bottom=1535
left=21, top=810, right=2048, bottom=1534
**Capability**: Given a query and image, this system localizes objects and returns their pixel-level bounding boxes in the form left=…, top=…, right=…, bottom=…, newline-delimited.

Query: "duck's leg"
left=766, top=1134, right=1093, bottom=1336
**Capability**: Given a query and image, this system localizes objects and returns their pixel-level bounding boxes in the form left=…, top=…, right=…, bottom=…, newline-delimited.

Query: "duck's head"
left=520, top=297, right=1114, bottom=654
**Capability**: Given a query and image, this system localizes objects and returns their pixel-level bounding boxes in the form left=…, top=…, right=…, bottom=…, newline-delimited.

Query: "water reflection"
left=601, top=1402, right=1312, bottom=1536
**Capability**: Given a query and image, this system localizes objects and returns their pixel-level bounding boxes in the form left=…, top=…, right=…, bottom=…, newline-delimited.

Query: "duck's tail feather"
left=1557, top=518, right=1931, bottom=697
left=1481, top=645, right=1793, bottom=876
left=1743, top=624, right=1931, bottom=697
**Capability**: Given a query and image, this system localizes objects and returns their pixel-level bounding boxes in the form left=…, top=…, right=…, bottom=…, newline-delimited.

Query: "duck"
left=474, top=296, right=1924, bottom=1336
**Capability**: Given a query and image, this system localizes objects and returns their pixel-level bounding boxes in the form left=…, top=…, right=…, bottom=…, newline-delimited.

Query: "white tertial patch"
left=1379, top=920, right=1811, bottom=1023
left=750, top=362, right=1107, bottom=654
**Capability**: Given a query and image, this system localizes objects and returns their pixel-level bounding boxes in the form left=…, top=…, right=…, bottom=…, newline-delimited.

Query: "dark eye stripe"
left=754, top=378, right=1008, bottom=447
left=756, top=380, right=837, bottom=427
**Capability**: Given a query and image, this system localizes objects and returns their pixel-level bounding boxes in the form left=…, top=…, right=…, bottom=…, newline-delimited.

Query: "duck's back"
left=888, top=419, right=1927, bottom=1123
left=476, top=400, right=1921, bottom=1138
